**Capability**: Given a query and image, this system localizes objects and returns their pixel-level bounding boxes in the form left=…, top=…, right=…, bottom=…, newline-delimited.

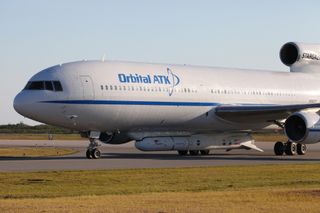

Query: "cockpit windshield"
left=53, top=81, right=63, bottom=91
left=24, top=81, right=63, bottom=91
left=24, top=81, right=44, bottom=90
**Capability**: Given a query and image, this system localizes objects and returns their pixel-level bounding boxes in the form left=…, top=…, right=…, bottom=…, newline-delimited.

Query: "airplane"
left=13, top=42, right=320, bottom=159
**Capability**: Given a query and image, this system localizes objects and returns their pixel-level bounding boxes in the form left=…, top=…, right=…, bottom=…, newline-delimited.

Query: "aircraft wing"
left=215, top=103, right=320, bottom=123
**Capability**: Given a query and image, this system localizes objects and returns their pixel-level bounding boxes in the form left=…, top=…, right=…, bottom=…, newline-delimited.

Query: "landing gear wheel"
left=274, top=141, right=284, bottom=156
left=86, top=137, right=101, bottom=159
left=189, top=150, right=200, bottom=156
left=297, top=144, right=307, bottom=155
left=285, top=142, right=297, bottom=156
left=200, top=150, right=210, bottom=155
left=91, top=148, right=101, bottom=159
left=178, top=150, right=188, bottom=156
left=86, top=149, right=92, bottom=159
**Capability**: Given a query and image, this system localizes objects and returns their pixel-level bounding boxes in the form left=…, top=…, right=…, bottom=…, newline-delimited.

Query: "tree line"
left=0, top=123, right=77, bottom=134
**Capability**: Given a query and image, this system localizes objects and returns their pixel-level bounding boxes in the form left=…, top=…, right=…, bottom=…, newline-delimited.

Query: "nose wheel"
left=86, top=148, right=101, bottom=159
left=86, top=138, right=101, bottom=159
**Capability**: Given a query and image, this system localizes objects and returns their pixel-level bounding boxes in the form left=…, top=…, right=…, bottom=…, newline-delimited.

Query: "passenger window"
left=45, top=81, right=54, bottom=91
left=53, top=81, right=63, bottom=91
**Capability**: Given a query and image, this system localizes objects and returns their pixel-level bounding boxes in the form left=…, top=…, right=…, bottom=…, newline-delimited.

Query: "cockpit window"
left=45, top=81, right=54, bottom=91
left=24, top=81, right=63, bottom=91
left=53, top=81, right=63, bottom=91
left=25, top=81, right=44, bottom=90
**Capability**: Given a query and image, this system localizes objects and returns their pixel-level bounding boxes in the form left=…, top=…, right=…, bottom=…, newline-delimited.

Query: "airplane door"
left=80, top=76, right=95, bottom=99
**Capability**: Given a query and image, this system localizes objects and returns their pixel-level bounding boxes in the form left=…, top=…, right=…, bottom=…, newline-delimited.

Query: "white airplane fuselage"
left=13, top=42, right=320, bottom=157
left=14, top=61, right=320, bottom=132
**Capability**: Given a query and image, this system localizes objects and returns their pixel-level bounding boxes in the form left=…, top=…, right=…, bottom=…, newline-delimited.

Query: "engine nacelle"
left=284, top=112, right=320, bottom=144
left=280, top=42, right=320, bottom=70
left=135, top=134, right=253, bottom=151
left=99, top=132, right=132, bottom=144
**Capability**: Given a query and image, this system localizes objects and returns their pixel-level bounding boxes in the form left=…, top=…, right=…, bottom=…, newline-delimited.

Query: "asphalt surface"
left=0, top=140, right=320, bottom=171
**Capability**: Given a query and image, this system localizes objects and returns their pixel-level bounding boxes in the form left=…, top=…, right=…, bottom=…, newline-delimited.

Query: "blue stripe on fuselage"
left=308, top=129, right=320, bottom=132
left=40, top=100, right=220, bottom=106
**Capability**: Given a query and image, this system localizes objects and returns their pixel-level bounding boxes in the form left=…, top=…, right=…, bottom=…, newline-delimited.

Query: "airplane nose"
left=13, top=92, right=25, bottom=116
left=13, top=91, right=50, bottom=123
left=13, top=92, right=34, bottom=118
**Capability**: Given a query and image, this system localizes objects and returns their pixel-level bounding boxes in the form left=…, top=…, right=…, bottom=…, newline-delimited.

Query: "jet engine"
left=280, top=42, right=320, bottom=69
left=80, top=131, right=131, bottom=144
left=100, top=132, right=132, bottom=144
left=284, top=111, right=320, bottom=144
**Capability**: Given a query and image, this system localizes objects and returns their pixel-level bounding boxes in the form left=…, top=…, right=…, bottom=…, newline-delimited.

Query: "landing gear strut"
left=86, top=138, right=101, bottom=159
left=274, top=141, right=307, bottom=156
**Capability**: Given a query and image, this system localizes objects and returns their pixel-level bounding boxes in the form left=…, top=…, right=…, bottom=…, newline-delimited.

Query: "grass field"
left=0, top=133, right=83, bottom=140
left=0, top=164, right=320, bottom=212
left=0, top=147, right=78, bottom=157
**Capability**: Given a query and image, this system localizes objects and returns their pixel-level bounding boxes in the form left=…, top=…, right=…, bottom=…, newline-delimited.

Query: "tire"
left=189, top=150, right=200, bottom=156
left=285, top=142, right=297, bottom=155
left=86, top=149, right=92, bottom=159
left=274, top=141, right=284, bottom=156
left=91, top=149, right=101, bottom=159
left=200, top=150, right=210, bottom=155
left=297, top=144, right=307, bottom=155
left=178, top=150, right=188, bottom=156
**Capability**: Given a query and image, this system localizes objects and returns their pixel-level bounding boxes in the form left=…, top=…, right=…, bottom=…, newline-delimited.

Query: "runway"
left=0, top=140, right=320, bottom=172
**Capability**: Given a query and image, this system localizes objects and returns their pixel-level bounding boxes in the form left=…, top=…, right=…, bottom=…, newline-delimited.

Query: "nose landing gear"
left=86, top=138, right=101, bottom=159
left=86, top=132, right=102, bottom=159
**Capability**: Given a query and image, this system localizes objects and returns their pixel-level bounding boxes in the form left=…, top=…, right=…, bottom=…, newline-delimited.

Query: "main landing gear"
left=274, top=141, right=307, bottom=156
left=177, top=150, right=210, bottom=156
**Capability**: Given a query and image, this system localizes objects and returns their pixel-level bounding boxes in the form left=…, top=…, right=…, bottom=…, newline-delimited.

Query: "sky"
left=1, top=0, right=320, bottom=125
